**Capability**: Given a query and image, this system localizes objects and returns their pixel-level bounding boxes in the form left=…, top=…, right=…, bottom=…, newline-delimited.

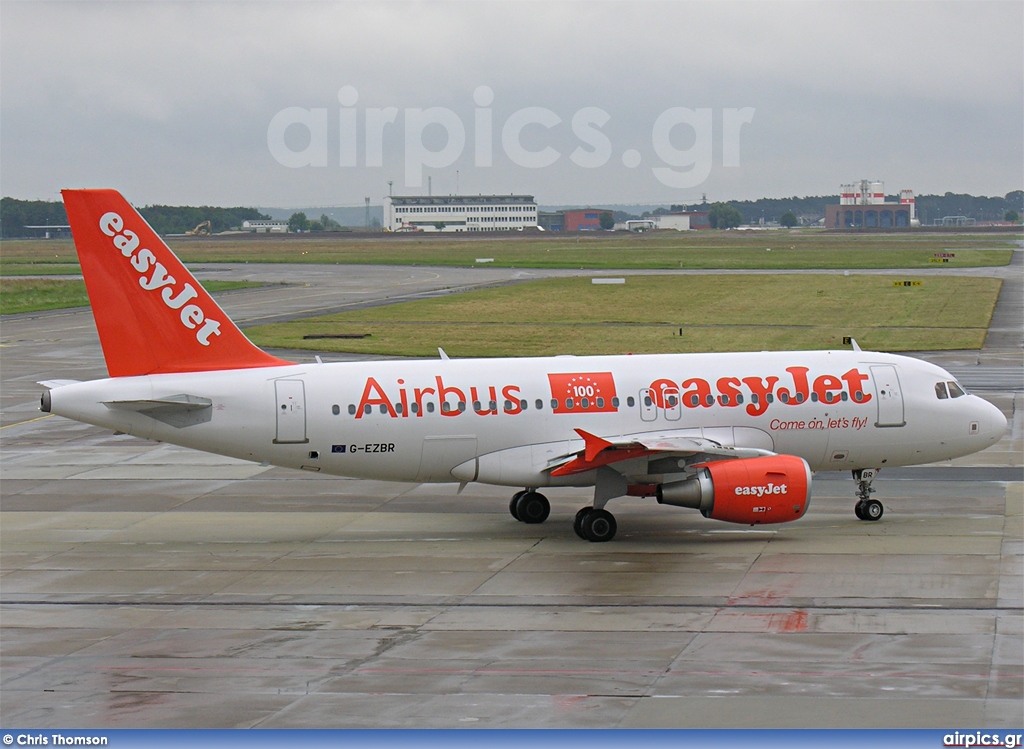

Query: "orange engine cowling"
left=656, top=454, right=811, bottom=525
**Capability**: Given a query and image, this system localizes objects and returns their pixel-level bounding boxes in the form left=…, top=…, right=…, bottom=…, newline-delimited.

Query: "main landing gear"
left=509, top=489, right=550, bottom=524
left=507, top=488, right=618, bottom=542
left=573, top=507, right=617, bottom=543
left=853, top=468, right=884, bottom=521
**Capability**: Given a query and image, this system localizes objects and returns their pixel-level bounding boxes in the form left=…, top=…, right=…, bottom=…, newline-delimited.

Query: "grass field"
left=247, top=274, right=1002, bottom=356
left=0, top=230, right=1015, bottom=275
left=0, top=279, right=264, bottom=316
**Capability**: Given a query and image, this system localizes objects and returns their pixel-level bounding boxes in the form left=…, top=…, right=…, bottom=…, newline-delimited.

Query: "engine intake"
left=657, top=454, right=811, bottom=525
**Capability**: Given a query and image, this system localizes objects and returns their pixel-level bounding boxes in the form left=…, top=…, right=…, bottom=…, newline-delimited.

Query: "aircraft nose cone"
left=981, top=398, right=1008, bottom=447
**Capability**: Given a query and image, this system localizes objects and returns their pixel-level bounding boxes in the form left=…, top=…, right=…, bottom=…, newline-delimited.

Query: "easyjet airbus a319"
left=41, top=190, right=1007, bottom=542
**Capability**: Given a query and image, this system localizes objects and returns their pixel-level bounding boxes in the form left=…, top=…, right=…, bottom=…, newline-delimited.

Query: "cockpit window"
left=935, top=382, right=948, bottom=399
left=947, top=381, right=966, bottom=398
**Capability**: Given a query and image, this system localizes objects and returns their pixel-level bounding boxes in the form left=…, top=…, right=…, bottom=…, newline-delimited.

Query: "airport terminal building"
left=385, top=194, right=538, bottom=232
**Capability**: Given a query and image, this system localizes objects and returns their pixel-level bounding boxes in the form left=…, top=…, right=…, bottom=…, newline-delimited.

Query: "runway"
left=1, top=260, right=1021, bottom=728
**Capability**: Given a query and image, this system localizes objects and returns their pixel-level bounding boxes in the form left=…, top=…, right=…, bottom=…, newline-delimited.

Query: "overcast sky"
left=2, top=1, right=1021, bottom=207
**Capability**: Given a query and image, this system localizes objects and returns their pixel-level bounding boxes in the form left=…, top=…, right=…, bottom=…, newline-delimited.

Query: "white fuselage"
left=47, top=349, right=1006, bottom=488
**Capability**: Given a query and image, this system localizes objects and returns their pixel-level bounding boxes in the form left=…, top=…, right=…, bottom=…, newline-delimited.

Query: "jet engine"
left=656, top=454, right=811, bottom=525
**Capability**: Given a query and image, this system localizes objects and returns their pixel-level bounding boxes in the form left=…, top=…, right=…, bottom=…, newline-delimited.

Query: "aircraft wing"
left=548, top=428, right=773, bottom=477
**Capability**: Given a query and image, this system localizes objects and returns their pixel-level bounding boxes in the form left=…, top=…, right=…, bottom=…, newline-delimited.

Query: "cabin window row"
left=331, top=396, right=624, bottom=416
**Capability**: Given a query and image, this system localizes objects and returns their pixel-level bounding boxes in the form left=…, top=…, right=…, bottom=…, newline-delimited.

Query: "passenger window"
left=935, top=382, right=949, bottom=399
left=596, top=397, right=605, bottom=408
left=550, top=399, right=558, bottom=410
left=396, top=403, right=404, bottom=414
left=332, top=404, right=341, bottom=415
left=948, top=381, right=966, bottom=398
left=426, top=402, right=435, bottom=413
left=411, top=402, right=420, bottom=414
left=644, top=395, right=653, bottom=407
left=536, top=399, right=544, bottom=410
left=520, top=399, right=528, bottom=410
left=627, top=396, right=635, bottom=407
left=612, top=397, right=620, bottom=408
left=363, top=404, right=372, bottom=415
left=347, top=404, right=356, bottom=415
left=581, top=397, right=590, bottom=409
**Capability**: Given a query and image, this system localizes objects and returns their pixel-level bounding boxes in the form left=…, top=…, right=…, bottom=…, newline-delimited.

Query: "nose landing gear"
left=853, top=468, right=883, bottom=521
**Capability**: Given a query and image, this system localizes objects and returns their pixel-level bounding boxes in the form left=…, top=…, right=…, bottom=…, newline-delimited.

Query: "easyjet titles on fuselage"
left=353, top=365, right=873, bottom=420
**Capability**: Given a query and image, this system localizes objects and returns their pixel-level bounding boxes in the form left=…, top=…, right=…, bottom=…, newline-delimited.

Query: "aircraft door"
left=870, top=365, right=905, bottom=427
left=639, top=388, right=658, bottom=422
left=274, top=379, right=308, bottom=443
left=662, top=386, right=681, bottom=421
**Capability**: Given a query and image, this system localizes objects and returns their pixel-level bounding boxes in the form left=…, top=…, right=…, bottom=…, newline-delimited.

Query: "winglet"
left=62, top=189, right=291, bottom=377
left=575, top=428, right=613, bottom=463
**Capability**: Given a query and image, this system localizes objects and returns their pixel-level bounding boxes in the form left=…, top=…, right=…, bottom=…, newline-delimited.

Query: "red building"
left=563, top=209, right=610, bottom=231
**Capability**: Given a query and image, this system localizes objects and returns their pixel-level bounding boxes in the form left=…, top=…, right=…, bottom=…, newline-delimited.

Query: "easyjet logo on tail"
left=99, top=212, right=222, bottom=346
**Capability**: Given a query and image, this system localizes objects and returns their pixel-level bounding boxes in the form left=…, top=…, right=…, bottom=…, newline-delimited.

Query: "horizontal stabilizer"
left=38, top=379, right=81, bottom=390
left=104, top=394, right=212, bottom=428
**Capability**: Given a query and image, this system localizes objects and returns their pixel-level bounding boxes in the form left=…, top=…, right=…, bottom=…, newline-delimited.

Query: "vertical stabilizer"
left=62, top=189, right=291, bottom=377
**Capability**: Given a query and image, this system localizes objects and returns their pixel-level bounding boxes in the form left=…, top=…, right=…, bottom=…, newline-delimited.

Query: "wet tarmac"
left=2, top=260, right=1021, bottom=728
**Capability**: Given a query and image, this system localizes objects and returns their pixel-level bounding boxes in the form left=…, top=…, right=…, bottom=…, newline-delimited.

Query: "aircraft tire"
left=862, top=499, right=884, bottom=521
left=515, top=491, right=550, bottom=524
left=573, top=507, right=591, bottom=539
left=582, top=508, right=617, bottom=543
left=854, top=501, right=867, bottom=520
left=509, top=490, right=528, bottom=521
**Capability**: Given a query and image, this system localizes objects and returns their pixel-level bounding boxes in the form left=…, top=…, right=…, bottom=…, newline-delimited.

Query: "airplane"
left=39, top=189, right=1008, bottom=542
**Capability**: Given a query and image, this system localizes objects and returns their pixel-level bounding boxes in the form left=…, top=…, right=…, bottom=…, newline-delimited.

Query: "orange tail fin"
left=62, top=189, right=291, bottom=377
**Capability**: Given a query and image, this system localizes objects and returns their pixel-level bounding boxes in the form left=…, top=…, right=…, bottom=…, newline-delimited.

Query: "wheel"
left=509, top=490, right=528, bottom=521
left=862, top=499, right=883, bottom=521
left=854, top=501, right=866, bottom=520
left=573, top=507, right=592, bottom=539
left=515, top=491, right=550, bottom=524
left=581, top=508, right=617, bottom=542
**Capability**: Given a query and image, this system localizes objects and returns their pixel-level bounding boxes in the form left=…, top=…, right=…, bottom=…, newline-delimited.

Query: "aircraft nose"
left=982, top=398, right=1008, bottom=446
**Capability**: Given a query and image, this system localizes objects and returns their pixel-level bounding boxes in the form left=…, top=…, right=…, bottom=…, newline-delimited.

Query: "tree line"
left=3, top=191, right=1021, bottom=238
left=0, top=197, right=269, bottom=238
